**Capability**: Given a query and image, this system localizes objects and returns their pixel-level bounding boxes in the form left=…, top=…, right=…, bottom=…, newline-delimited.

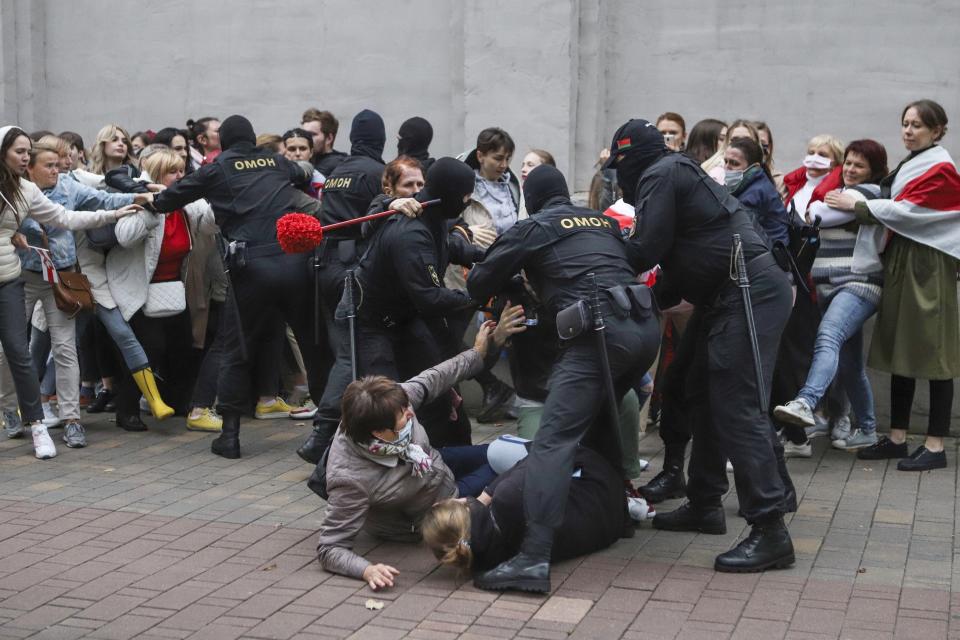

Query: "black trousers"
left=115, top=309, right=198, bottom=416
left=521, top=312, right=660, bottom=554
left=685, top=261, right=794, bottom=523
left=216, top=252, right=332, bottom=416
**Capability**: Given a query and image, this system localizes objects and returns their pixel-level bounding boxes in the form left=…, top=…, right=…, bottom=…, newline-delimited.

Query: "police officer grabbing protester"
left=610, top=119, right=797, bottom=572
left=297, top=109, right=387, bottom=464
left=152, top=114, right=332, bottom=459
left=466, top=164, right=661, bottom=593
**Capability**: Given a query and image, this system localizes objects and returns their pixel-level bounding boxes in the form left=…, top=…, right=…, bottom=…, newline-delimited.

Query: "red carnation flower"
left=276, top=213, right=323, bottom=253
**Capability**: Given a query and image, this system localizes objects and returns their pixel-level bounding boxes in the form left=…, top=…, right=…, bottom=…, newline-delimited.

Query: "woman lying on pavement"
left=422, top=442, right=648, bottom=584
left=316, top=306, right=527, bottom=590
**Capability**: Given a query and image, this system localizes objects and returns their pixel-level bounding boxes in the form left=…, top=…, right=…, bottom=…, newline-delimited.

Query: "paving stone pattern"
left=0, top=413, right=957, bottom=639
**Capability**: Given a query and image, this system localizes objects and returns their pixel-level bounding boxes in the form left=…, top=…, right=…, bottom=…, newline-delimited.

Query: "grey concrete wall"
left=1, top=0, right=958, bottom=428
left=2, top=0, right=958, bottom=189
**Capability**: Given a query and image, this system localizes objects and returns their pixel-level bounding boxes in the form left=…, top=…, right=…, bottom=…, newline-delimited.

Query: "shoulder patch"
left=551, top=214, right=616, bottom=233
left=427, top=264, right=441, bottom=287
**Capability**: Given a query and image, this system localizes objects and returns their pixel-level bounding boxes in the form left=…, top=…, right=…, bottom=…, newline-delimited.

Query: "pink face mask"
left=802, top=154, right=832, bottom=170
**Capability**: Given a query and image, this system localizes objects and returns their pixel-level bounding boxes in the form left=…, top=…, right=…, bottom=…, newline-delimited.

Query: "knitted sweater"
left=808, top=184, right=882, bottom=305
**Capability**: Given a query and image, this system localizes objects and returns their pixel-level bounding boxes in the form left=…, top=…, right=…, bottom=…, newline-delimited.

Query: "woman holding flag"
left=0, top=126, right=138, bottom=460
left=821, top=100, right=960, bottom=471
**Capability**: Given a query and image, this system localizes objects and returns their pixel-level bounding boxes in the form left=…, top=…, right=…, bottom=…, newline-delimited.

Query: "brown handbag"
left=41, top=232, right=94, bottom=318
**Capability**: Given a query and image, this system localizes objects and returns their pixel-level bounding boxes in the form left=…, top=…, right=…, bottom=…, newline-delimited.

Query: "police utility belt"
left=224, top=241, right=284, bottom=270
left=556, top=284, right=656, bottom=341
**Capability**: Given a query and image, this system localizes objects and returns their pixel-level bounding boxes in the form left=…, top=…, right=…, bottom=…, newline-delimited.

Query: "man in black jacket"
left=466, top=165, right=660, bottom=593
left=296, top=109, right=388, bottom=463
left=611, top=119, right=796, bottom=573
left=152, top=114, right=332, bottom=459
left=396, top=116, right=435, bottom=173
left=342, top=158, right=481, bottom=446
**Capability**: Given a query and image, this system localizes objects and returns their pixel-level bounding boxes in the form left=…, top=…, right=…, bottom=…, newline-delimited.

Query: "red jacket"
left=782, top=165, right=842, bottom=212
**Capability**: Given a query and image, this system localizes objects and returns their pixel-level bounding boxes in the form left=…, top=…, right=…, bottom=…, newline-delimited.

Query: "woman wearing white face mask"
left=316, top=315, right=523, bottom=590
left=782, top=134, right=844, bottom=218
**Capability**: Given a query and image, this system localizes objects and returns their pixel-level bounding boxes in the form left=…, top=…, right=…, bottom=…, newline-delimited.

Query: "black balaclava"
left=607, top=119, right=669, bottom=206
left=218, top=114, right=256, bottom=151
left=349, top=109, right=386, bottom=163
left=397, top=116, right=433, bottom=162
left=419, top=157, right=475, bottom=219
left=522, top=164, right=570, bottom=215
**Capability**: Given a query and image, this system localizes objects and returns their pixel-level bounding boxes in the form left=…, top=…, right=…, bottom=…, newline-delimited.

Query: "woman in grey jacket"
left=317, top=309, right=526, bottom=590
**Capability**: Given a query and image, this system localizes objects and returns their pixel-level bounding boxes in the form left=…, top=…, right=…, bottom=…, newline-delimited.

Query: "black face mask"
left=219, top=114, right=255, bottom=151
left=419, top=157, right=475, bottom=219
left=397, top=116, right=433, bottom=162
left=349, top=109, right=386, bottom=162
left=522, top=164, right=570, bottom=215
left=616, top=146, right=669, bottom=206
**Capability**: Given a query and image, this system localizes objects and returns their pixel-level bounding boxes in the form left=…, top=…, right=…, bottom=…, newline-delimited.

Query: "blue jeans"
left=95, top=304, right=149, bottom=372
left=439, top=444, right=496, bottom=498
left=797, top=290, right=877, bottom=434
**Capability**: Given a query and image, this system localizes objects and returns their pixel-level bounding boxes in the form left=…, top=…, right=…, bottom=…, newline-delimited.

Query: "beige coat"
left=0, top=179, right=118, bottom=284
left=317, top=347, right=483, bottom=579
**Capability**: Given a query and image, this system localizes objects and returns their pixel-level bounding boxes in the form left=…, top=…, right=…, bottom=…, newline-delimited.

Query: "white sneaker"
left=637, top=458, right=650, bottom=473
left=41, top=402, right=61, bottom=428
left=773, top=398, right=814, bottom=427
left=628, top=496, right=656, bottom=521
left=831, top=415, right=852, bottom=442
left=139, top=396, right=150, bottom=413
left=32, top=423, right=57, bottom=460
left=783, top=440, right=812, bottom=458
left=805, top=412, right=831, bottom=439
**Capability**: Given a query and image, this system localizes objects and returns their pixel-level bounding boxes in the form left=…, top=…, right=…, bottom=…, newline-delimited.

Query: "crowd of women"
left=0, top=98, right=957, bottom=588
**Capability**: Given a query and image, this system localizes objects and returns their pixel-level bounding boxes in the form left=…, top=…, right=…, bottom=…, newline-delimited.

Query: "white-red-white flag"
left=29, top=245, right=59, bottom=284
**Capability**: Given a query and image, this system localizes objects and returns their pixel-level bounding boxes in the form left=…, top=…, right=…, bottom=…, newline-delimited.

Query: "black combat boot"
left=296, top=420, right=337, bottom=464
left=653, top=502, right=726, bottom=534
left=639, top=446, right=686, bottom=503
left=474, top=552, right=551, bottom=593
left=715, top=515, right=794, bottom=573
left=211, top=413, right=241, bottom=459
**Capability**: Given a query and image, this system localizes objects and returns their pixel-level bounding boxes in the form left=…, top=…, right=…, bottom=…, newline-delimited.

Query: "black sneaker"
left=897, top=446, right=947, bottom=471
left=856, top=436, right=908, bottom=460
left=87, top=389, right=114, bottom=414
left=476, top=380, right=515, bottom=423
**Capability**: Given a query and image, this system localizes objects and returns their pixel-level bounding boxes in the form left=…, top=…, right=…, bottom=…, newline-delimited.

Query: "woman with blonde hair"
left=423, top=446, right=630, bottom=581
left=88, top=124, right=138, bottom=175
left=782, top=134, right=845, bottom=218
left=98, top=147, right=216, bottom=432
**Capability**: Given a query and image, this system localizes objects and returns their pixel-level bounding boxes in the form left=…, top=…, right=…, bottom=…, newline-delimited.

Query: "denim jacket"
left=18, top=174, right=134, bottom=272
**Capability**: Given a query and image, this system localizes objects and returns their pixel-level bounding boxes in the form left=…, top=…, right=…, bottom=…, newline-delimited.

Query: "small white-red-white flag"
left=29, top=245, right=59, bottom=284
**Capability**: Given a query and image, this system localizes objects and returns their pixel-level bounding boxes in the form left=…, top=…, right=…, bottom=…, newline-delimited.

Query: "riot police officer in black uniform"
left=296, top=110, right=386, bottom=463
left=347, top=158, right=481, bottom=446
left=610, top=119, right=796, bottom=572
left=467, top=164, right=661, bottom=593
left=152, top=114, right=332, bottom=459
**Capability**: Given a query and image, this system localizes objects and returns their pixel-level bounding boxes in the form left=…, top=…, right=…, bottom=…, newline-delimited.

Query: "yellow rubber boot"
left=132, top=368, right=175, bottom=420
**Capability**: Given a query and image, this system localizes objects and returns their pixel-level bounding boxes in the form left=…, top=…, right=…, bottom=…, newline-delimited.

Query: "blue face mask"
left=395, top=418, right=413, bottom=443
left=724, top=170, right=744, bottom=188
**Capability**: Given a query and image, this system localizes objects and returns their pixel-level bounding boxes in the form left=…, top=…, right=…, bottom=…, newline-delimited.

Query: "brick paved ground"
left=0, top=409, right=957, bottom=639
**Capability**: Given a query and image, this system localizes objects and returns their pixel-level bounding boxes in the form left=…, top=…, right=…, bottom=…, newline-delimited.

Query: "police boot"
left=653, top=502, right=726, bottom=534
left=211, top=413, right=241, bottom=459
left=296, top=420, right=337, bottom=465
left=715, top=515, right=794, bottom=573
left=639, top=447, right=686, bottom=503
left=477, top=379, right=515, bottom=423
left=474, top=552, right=551, bottom=593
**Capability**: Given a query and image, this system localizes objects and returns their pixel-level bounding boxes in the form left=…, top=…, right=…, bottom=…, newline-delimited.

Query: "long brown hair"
left=421, top=499, right=473, bottom=574
left=0, top=127, right=29, bottom=216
